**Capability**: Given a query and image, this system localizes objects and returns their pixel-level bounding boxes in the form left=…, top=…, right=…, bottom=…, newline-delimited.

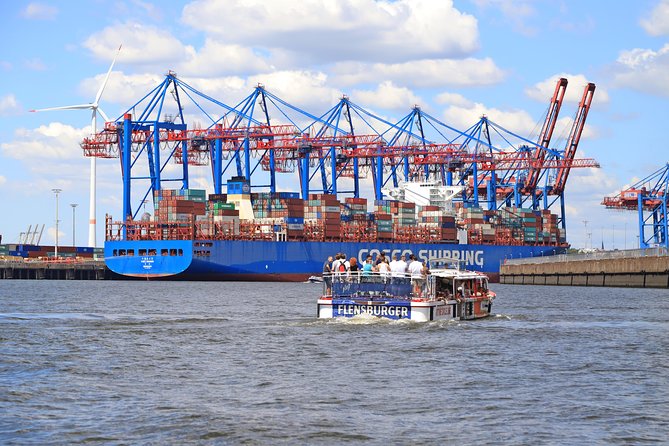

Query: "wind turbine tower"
left=31, top=45, right=121, bottom=247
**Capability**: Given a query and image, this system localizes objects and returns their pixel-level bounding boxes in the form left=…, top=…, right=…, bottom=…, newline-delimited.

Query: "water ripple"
left=0, top=281, right=667, bottom=444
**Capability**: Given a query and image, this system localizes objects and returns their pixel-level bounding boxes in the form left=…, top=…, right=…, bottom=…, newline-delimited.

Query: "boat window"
left=139, top=249, right=147, bottom=256
left=170, top=249, right=177, bottom=256
left=161, top=249, right=168, bottom=256
left=113, top=249, right=118, bottom=256
left=178, top=249, right=183, bottom=256
left=119, top=249, right=126, bottom=256
left=148, top=249, right=157, bottom=256
left=127, top=249, right=134, bottom=256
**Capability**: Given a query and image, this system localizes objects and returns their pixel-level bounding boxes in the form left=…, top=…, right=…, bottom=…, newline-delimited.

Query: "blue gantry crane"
left=603, top=163, right=669, bottom=249
left=81, top=71, right=599, bottom=237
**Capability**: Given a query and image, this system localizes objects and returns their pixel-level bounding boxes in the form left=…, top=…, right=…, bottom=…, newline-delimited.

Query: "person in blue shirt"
left=361, top=255, right=374, bottom=276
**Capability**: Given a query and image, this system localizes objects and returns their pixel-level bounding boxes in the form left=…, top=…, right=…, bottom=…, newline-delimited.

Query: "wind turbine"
left=31, top=44, right=121, bottom=248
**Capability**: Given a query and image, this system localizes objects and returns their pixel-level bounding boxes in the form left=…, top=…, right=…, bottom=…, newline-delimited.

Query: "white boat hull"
left=317, top=298, right=490, bottom=322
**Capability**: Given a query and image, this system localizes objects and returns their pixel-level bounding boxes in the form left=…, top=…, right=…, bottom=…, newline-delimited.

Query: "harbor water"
left=1, top=281, right=668, bottom=444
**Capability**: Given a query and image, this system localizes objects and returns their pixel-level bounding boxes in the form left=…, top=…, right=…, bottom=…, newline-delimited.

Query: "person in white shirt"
left=342, top=254, right=351, bottom=272
left=389, top=254, right=405, bottom=283
left=377, top=258, right=391, bottom=283
left=389, top=254, right=400, bottom=274
left=408, top=255, right=426, bottom=296
left=332, top=253, right=346, bottom=281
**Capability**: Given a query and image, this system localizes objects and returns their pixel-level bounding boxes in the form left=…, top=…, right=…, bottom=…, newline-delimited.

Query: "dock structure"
left=0, top=258, right=110, bottom=280
left=500, top=247, right=669, bottom=288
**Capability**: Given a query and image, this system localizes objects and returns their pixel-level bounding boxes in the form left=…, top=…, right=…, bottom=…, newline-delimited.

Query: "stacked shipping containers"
left=417, top=205, right=458, bottom=242
left=146, top=188, right=566, bottom=247
left=207, top=195, right=239, bottom=237
left=304, top=194, right=341, bottom=239
left=250, top=192, right=305, bottom=238
left=154, top=189, right=207, bottom=221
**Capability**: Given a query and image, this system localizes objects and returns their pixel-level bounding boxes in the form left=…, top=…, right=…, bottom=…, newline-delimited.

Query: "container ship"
left=105, top=178, right=567, bottom=282
left=85, top=74, right=596, bottom=282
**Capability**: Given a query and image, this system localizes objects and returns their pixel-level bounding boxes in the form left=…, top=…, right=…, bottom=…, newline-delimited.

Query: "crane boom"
left=524, top=77, right=568, bottom=193
left=553, top=82, right=596, bottom=194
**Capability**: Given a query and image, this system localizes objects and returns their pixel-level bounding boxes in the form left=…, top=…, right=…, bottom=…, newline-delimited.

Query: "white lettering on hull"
left=358, top=248, right=484, bottom=267
left=335, top=304, right=409, bottom=318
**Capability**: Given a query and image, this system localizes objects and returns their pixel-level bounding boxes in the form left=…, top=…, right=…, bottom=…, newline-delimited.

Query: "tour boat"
left=317, top=259, right=496, bottom=322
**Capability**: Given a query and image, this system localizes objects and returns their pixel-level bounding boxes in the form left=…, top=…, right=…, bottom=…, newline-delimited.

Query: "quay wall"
left=500, top=254, right=669, bottom=288
left=0, top=259, right=113, bottom=280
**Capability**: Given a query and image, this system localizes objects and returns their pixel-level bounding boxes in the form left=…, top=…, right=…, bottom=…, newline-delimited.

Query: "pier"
left=0, top=258, right=111, bottom=280
left=500, top=247, right=669, bottom=288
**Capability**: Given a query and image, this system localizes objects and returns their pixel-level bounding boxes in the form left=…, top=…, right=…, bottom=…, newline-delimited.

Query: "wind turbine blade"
left=31, top=104, right=93, bottom=112
left=97, top=107, right=110, bottom=123
left=94, top=44, right=122, bottom=105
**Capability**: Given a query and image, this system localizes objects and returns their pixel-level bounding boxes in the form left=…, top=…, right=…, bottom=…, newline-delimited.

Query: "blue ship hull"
left=105, top=240, right=565, bottom=282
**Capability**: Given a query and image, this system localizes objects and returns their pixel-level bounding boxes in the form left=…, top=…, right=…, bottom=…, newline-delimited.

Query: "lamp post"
left=70, top=204, right=78, bottom=246
left=52, top=188, right=62, bottom=258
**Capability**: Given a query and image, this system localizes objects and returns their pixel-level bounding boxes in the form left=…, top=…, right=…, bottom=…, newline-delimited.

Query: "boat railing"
left=321, top=270, right=431, bottom=300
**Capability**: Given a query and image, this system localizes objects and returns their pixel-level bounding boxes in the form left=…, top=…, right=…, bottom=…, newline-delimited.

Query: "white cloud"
left=80, top=70, right=341, bottom=127
left=332, top=58, right=505, bottom=88
left=0, top=175, right=6, bottom=186
left=1, top=123, right=88, bottom=160
left=181, top=0, right=480, bottom=63
left=435, top=92, right=474, bottom=108
left=179, top=39, right=272, bottom=77
left=244, top=70, right=341, bottom=114
left=85, top=26, right=274, bottom=78
left=525, top=74, right=609, bottom=104
left=21, top=2, right=58, bottom=20
left=0, top=94, right=21, bottom=116
left=611, top=44, right=669, bottom=97
left=567, top=166, right=617, bottom=196
left=640, top=0, right=669, bottom=36
left=84, top=22, right=193, bottom=65
left=442, top=103, right=536, bottom=137
left=79, top=71, right=165, bottom=112
left=351, top=81, right=422, bottom=111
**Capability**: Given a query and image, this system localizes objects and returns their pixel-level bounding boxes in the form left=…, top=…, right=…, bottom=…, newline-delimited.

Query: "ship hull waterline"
left=105, top=239, right=565, bottom=282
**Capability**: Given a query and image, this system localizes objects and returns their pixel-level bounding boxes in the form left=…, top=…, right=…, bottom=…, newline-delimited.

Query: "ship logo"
left=141, top=256, right=154, bottom=270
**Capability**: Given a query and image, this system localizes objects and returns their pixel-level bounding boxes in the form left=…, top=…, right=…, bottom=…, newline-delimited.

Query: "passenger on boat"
left=323, top=256, right=333, bottom=294
left=332, top=253, right=349, bottom=281
left=349, top=257, right=360, bottom=278
left=374, top=252, right=387, bottom=267
left=341, top=254, right=350, bottom=273
left=408, top=255, right=425, bottom=296
left=390, top=254, right=408, bottom=284
left=378, top=258, right=391, bottom=283
left=361, top=255, right=375, bottom=278
left=389, top=254, right=401, bottom=280
left=331, top=253, right=342, bottom=273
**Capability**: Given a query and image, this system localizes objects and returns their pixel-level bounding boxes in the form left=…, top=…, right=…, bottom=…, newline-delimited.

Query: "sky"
left=1, top=0, right=668, bottom=250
